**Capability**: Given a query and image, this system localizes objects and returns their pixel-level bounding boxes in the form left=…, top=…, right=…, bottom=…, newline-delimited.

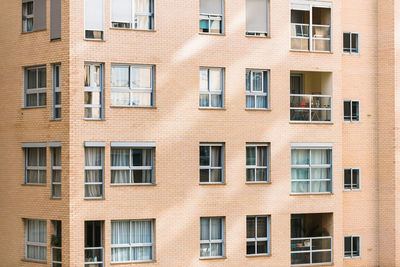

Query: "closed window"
left=22, top=0, right=46, bottom=33
left=291, top=147, right=332, bottom=194
left=200, top=217, right=224, bottom=258
left=111, top=0, right=154, bottom=30
left=247, top=216, right=270, bottom=255
left=344, top=100, right=359, bottom=122
left=26, top=219, right=47, bottom=261
left=111, top=65, right=154, bottom=107
left=84, top=64, right=103, bottom=119
left=22, top=1, right=34, bottom=32
left=50, top=0, right=62, bottom=40
left=246, top=144, right=269, bottom=182
left=85, top=147, right=104, bottom=198
left=344, top=235, right=360, bottom=258
left=199, top=0, right=223, bottom=34
left=246, top=0, right=269, bottom=37
left=84, top=0, right=104, bottom=39
left=200, top=144, right=224, bottom=183
left=343, top=32, right=359, bottom=54
left=25, top=147, right=46, bottom=185
left=51, top=147, right=62, bottom=198
left=246, top=70, right=269, bottom=109
left=111, top=147, right=154, bottom=184
left=199, top=68, right=224, bottom=108
left=111, top=220, right=154, bottom=262
left=344, top=168, right=360, bottom=190
left=53, top=64, right=61, bottom=119
left=25, top=66, right=46, bottom=108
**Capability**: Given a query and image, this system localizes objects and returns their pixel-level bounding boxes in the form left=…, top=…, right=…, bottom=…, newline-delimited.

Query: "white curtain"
left=85, top=148, right=103, bottom=197
left=291, top=149, right=310, bottom=193
left=210, top=147, right=221, bottom=182
left=132, top=92, right=151, bottom=106
left=211, top=94, right=222, bottom=107
left=311, top=150, right=330, bottom=192
left=210, top=218, right=222, bottom=256
left=132, top=149, right=152, bottom=183
left=246, top=95, right=255, bottom=108
left=111, top=149, right=130, bottom=183
left=111, top=66, right=129, bottom=87
left=200, top=94, right=209, bottom=107
left=27, top=220, right=46, bottom=260
left=131, top=221, right=152, bottom=260
left=256, top=96, right=267, bottom=109
left=111, top=221, right=130, bottom=262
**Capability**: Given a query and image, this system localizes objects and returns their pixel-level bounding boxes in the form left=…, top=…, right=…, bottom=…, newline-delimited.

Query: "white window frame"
left=26, top=219, right=47, bottom=262
left=246, top=70, right=269, bottom=110
left=343, top=100, right=360, bottom=122
left=110, top=0, right=154, bottom=30
left=246, top=143, right=269, bottom=183
left=344, top=235, right=361, bottom=259
left=199, top=143, right=224, bottom=184
left=110, top=220, right=154, bottom=263
left=111, top=64, right=155, bottom=107
left=84, top=147, right=104, bottom=199
left=25, top=147, right=47, bottom=185
left=84, top=63, right=103, bottom=120
left=199, top=14, right=223, bottom=34
left=110, top=147, right=155, bottom=185
left=25, top=66, right=47, bottom=108
left=22, top=1, right=34, bottom=32
left=53, top=64, right=61, bottom=119
left=199, top=67, right=224, bottom=109
left=290, top=146, right=333, bottom=194
left=343, top=32, right=359, bottom=54
left=200, top=217, right=225, bottom=258
left=51, top=147, right=62, bottom=198
left=343, top=168, right=360, bottom=191
left=246, top=215, right=270, bottom=256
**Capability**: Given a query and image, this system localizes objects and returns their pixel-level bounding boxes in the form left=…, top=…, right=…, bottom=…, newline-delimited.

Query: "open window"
left=85, top=221, right=104, bottom=266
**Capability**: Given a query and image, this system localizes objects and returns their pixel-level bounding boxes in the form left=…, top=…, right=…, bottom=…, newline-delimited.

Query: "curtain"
left=246, top=95, right=255, bottom=108
left=257, top=147, right=267, bottom=166
left=211, top=94, right=222, bottom=107
left=311, top=150, right=329, bottom=192
left=111, top=221, right=130, bottom=262
left=246, top=147, right=256, bottom=165
left=256, top=96, right=267, bottom=109
left=135, top=15, right=150, bottom=30
left=111, top=66, right=129, bottom=87
left=210, top=218, right=222, bottom=256
left=135, top=0, right=150, bottom=12
left=291, top=149, right=309, bottom=165
left=131, top=221, right=152, bottom=260
left=291, top=149, right=310, bottom=193
left=27, top=220, right=46, bottom=260
left=210, top=147, right=221, bottom=182
left=199, top=94, right=209, bottom=107
left=85, top=148, right=102, bottom=197
left=132, top=92, right=151, bottom=106
left=111, top=149, right=130, bottom=183
left=209, top=69, right=221, bottom=91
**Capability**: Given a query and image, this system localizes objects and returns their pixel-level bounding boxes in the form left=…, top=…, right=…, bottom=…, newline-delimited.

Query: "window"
left=53, top=64, right=61, bottom=119
left=26, top=219, right=47, bottom=261
left=84, top=64, right=103, bottom=119
left=200, top=144, right=224, bottom=183
left=199, top=0, right=223, bottom=34
left=25, top=147, right=46, bottom=185
left=344, top=235, right=360, bottom=258
left=200, top=217, right=224, bottom=258
left=111, top=65, right=155, bottom=107
left=50, top=0, right=62, bottom=40
left=85, top=221, right=104, bottom=266
left=25, top=66, right=46, bottom=108
left=246, top=70, right=269, bottom=109
left=246, top=216, right=270, bottom=255
left=343, top=100, right=359, bottom=122
left=111, top=147, right=154, bottom=184
left=22, top=0, right=46, bottom=33
left=111, top=0, right=154, bottom=30
left=246, top=144, right=269, bottom=182
left=84, top=0, right=104, bottom=39
left=111, top=220, right=154, bottom=262
left=51, top=220, right=62, bottom=267
left=246, top=0, right=269, bottom=37
left=199, top=68, right=224, bottom=108
left=343, top=32, right=359, bottom=54
left=291, top=147, right=332, bottom=194
left=51, top=147, right=61, bottom=198
left=344, top=168, right=360, bottom=190
left=85, top=147, right=104, bottom=198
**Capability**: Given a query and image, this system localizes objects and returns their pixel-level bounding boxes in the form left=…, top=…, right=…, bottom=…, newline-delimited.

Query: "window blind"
left=111, top=0, right=132, bottom=23
left=85, top=0, right=104, bottom=31
left=200, top=0, right=223, bottom=15
left=50, top=0, right=62, bottom=39
left=246, top=0, right=268, bottom=33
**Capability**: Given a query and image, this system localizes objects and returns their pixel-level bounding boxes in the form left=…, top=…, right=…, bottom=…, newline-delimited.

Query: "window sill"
left=21, top=258, right=47, bottom=264
left=21, top=29, right=46, bottom=34
left=21, top=106, right=47, bottom=110
left=50, top=118, right=62, bottom=121
left=245, top=35, right=270, bottom=39
left=344, top=256, right=361, bottom=260
left=199, top=182, right=226, bottom=185
left=246, top=181, right=271, bottom=184
left=50, top=38, right=61, bottom=42
left=343, top=52, right=360, bottom=55
left=200, top=256, right=226, bottom=260
left=343, top=121, right=360, bottom=123
left=290, top=49, right=333, bottom=54
left=199, top=32, right=225, bottom=36
left=84, top=38, right=105, bottom=42
left=245, top=108, right=271, bottom=111
left=84, top=118, right=105, bottom=121
left=111, top=260, right=156, bottom=265
left=50, top=197, right=62, bottom=200
left=21, top=183, right=46, bottom=187
left=291, top=263, right=333, bottom=267
left=343, top=189, right=361, bottom=192
left=110, top=27, right=156, bottom=32
left=246, top=253, right=271, bottom=257
left=290, top=193, right=333, bottom=196
left=84, top=197, right=105, bottom=200
left=110, top=105, right=157, bottom=109
left=110, top=183, right=156, bottom=186
left=289, top=121, right=333, bottom=125
left=198, top=107, right=226, bottom=110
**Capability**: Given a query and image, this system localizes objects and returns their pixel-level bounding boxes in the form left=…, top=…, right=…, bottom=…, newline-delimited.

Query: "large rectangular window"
left=85, top=221, right=104, bottom=266
left=26, top=219, right=47, bottom=261
left=344, top=168, right=360, bottom=190
left=111, top=0, right=154, bottom=30
left=25, top=66, right=46, bottom=108
left=199, top=0, right=223, bottom=34
left=84, top=0, right=104, bottom=39
left=343, top=32, right=359, bottom=54
left=111, top=147, right=154, bottom=184
left=53, top=64, right=61, bottom=119
left=246, top=70, right=269, bottom=109
left=291, top=147, right=332, bottom=194
left=22, top=0, right=46, bottom=32
left=85, top=147, right=104, bottom=198
left=200, top=144, right=224, bottom=183
left=343, top=100, right=359, bottom=122
left=84, top=64, right=103, bottom=119
left=200, top=217, right=224, bottom=258
left=246, top=216, right=270, bottom=255
left=246, top=144, right=269, bottom=182
left=111, top=65, right=154, bottom=107
left=25, top=147, right=46, bottom=185
left=199, top=68, right=224, bottom=108
left=51, top=147, right=61, bottom=198
left=111, top=220, right=154, bottom=263
left=246, top=0, right=269, bottom=37
left=344, top=235, right=360, bottom=258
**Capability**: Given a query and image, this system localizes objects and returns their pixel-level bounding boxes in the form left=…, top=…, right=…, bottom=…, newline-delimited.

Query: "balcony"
left=84, top=247, right=103, bottom=267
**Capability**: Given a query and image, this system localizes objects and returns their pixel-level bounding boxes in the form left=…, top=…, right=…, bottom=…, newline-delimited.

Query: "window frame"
left=24, top=65, right=47, bottom=108
left=343, top=168, right=361, bottom=191
left=344, top=235, right=361, bottom=259
left=110, top=64, right=155, bottom=108
left=343, top=32, right=360, bottom=55
left=25, top=219, right=47, bottom=262
left=25, top=147, right=47, bottom=185
left=245, top=69, right=270, bottom=110
left=110, top=0, right=155, bottom=31
left=246, top=215, right=271, bottom=256
left=246, top=143, right=270, bottom=183
left=343, top=100, right=360, bottom=122
left=53, top=64, right=61, bottom=119
left=22, top=1, right=34, bottom=33
left=51, top=146, right=62, bottom=198
left=199, top=143, right=224, bottom=184
left=199, top=67, right=224, bottom=109
left=84, top=146, right=105, bottom=199
left=110, top=219, right=154, bottom=263
left=200, top=217, right=225, bottom=259
left=84, top=63, right=104, bottom=120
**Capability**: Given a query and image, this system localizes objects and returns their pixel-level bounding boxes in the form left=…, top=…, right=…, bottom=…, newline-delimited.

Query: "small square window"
left=246, top=70, right=269, bottom=109
left=344, top=235, right=361, bottom=258
left=344, top=168, right=360, bottom=190
left=343, top=100, right=359, bottom=122
left=199, top=0, right=223, bottom=34
left=343, top=32, right=359, bottom=54
left=200, top=144, right=224, bottom=183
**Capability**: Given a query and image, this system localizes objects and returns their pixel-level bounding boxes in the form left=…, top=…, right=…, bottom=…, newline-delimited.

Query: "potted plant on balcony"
left=51, top=234, right=61, bottom=247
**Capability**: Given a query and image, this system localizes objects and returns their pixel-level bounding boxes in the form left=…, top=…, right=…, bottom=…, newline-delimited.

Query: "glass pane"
left=252, top=72, right=263, bottom=92
left=256, top=96, right=267, bottom=109
left=84, top=65, right=90, bottom=87
left=111, top=247, right=129, bottom=262
left=246, top=147, right=256, bottom=165
left=344, top=169, right=352, bottom=189
left=246, top=95, right=255, bottom=108
left=200, top=69, right=208, bottom=91
left=257, top=241, right=268, bottom=254
left=312, top=110, right=331, bottom=122
left=38, top=147, right=46, bottom=165
left=200, top=146, right=210, bottom=166
left=210, top=20, right=221, bottom=33
left=38, top=68, right=46, bottom=88
left=291, top=252, right=310, bottom=265
left=352, top=102, right=359, bottom=121
left=85, top=248, right=103, bottom=262
left=312, top=237, right=331, bottom=250
left=311, top=149, right=330, bottom=165
left=85, top=184, right=102, bottom=198
left=291, top=109, right=310, bottom=121
left=53, top=147, right=61, bottom=166
left=344, top=237, right=352, bottom=257
left=111, top=149, right=130, bottom=166
left=246, top=217, right=255, bottom=238
left=210, top=218, right=222, bottom=239
left=39, top=170, right=46, bottom=184
left=246, top=241, right=255, bottom=255
left=132, top=67, right=152, bottom=88
left=39, top=93, right=46, bottom=106
left=352, top=169, right=360, bottom=189
left=27, top=245, right=46, bottom=261
left=311, top=181, right=330, bottom=193
left=84, top=92, right=101, bottom=105
left=27, top=148, right=38, bottom=166
left=352, top=236, right=360, bottom=256
left=311, top=168, right=330, bottom=179
left=135, top=0, right=151, bottom=12
left=291, top=181, right=310, bottom=193
left=111, top=170, right=130, bottom=184
left=52, top=247, right=62, bottom=261
left=85, top=107, right=101, bottom=119
left=111, top=221, right=130, bottom=245
left=132, top=92, right=152, bottom=106
left=27, top=170, right=38, bottom=183
left=246, top=169, right=255, bottom=182
left=132, top=149, right=152, bottom=166
left=200, top=244, right=209, bottom=257
left=257, top=147, right=267, bottom=166
left=52, top=184, right=61, bottom=197
left=344, top=101, right=351, bottom=120
left=200, top=18, right=209, bottom=32
left=27, top=69, right=36, bottom=89
left=131, top=220, right=152, bottom=243
left=291, top=168, right=309, bottom=180
left=200, top=218, right=209, bottom=240
left=312, top=251, right=331, bottom=264
left=257, top=217, right=267, bottom=238
left=211, top=146, right=221, bottom=167
left=211, top=94, right=222, bottom=107
left=55, top=92, right=61, bottom=105
left=132, top=246, right=152, bottom=261
left=256, top=168, right=267, bottom=181
left=291, top=38, right=309, bottom=51
left=26, top=93, right=37, bottom=107
left=246, top=71, right=251, bottom=91
left=111, top=66, right=129, bottom=87
left=209, top=69, right=221, bottom=91
left=85, top=170, right=102, bottom=182
left=351, top=34, right=358, bottom=53
left=135, top=15, right=150, bottom=30
left=291, top=149, right=309, bottom=165
left=199, top=94, right=209, bottom=107
left=133, top=170, right=152, bottom=183
left=210, top=169, right=222, bottom=182
left=85, top=148, right=102, bottom=166
left=313, top=39, right=330, bottom=52
left=210, top=243, right=222, bottom=256
left=93, top=66, right=101, bottom=87
left=53, top=170, right=61, bottom=183
left=25, top=2, right=33, bottom=15
left=54, top=108, right=61, bottom=119
left=200, top=169, right=209, bottom=182
left=290, top=95, right=309, bottom=108
left=343, top=33, right=350, bottom=51
left=111, top=92, right=130, bottom=106
left=312, top=25, right=330, bottom=38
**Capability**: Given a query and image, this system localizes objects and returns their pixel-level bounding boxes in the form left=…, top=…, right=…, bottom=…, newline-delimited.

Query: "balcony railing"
left=290, top=94, right=331, bottom=122
left=52, top=247, right=62, bottom=267
left=85, top=247, right=103, bottom=267
left=291, top=23, right=331, bottom=52
left=291, top=236, right=332, bottom=265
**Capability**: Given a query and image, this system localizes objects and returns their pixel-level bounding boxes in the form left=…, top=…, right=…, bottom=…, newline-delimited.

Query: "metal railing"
left=290, top=94, right=332, bottom=122
left=291, top=236, right=332, bottom=265
left=84, top=247, right=103, bottom=266
left=291, top=23, right=331, bottom=52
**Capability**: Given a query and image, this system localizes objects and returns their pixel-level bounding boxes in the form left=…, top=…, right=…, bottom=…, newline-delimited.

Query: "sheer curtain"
left=27, top=220, right=46, bottom=260
left=210, top=147, right=221, bottom=182
left=291, top=149, right=309, bottom=193
left=132, top=221, right=152, bottom=260
left=111, top=149, right=130, bottom=184
left=257, top=146, right=267, bottom=181
left=85, top=148, right=103, bottom=197
left=311, top=149, right=329, bottom=192
left=111, top=221, right=130, bottom=262
left=210, top=218, right=222, bottom=256
left=134, top=0, right=150, bottom=29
